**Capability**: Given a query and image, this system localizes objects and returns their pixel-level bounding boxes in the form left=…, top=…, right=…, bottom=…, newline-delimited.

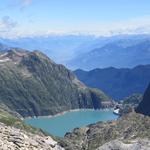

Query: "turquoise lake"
left=25, top=109, right=118, bottom=137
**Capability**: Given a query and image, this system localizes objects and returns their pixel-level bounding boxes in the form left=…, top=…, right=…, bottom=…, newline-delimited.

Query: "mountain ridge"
left=69, top=39, right=150, bottom=70
left=74, top=64, right=150, bottom=99
left=1, top=34, right=150, bottom=68
left=0, top=49, right=112, bottom=117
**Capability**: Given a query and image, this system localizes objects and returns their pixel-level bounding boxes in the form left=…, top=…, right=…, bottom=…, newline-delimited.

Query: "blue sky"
left=1, top=0, right=150, bottom=38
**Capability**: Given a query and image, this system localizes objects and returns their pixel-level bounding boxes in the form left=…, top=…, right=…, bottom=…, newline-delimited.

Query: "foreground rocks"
left=0, top=111, right=150, bottom=150
left=96, top=139, right=150, bottom=150
left=0, top=123, right=64, bottom=150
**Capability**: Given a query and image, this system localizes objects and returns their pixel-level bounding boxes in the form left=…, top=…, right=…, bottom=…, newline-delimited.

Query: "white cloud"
left=21, top=0, right=32, bottom=7
left=6, top=0, right=32, bottom=10
left=1, top=15, right=150, bottom=38
left=91, top=16, right=150, bottom=36
left=0, top=16, right=17, bottom=38
left=0, top=16, right=17, bottom=30
left=45, top=16, right=150, bottom=37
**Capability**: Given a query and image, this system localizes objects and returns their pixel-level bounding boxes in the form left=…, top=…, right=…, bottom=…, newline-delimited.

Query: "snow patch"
left=0, top=58, right=10, bottom=62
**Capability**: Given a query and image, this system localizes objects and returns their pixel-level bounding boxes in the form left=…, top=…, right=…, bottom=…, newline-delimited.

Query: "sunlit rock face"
left=0, top=122, right=64, bottom=150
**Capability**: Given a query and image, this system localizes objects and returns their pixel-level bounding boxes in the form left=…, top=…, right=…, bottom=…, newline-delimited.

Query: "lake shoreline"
left=24, top=108, right=117, bottom=137
left=24, top=108, right=114, bottom=120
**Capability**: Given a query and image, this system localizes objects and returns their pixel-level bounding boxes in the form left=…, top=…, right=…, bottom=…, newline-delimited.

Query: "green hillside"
left=0, top=49, right=112, bottom=117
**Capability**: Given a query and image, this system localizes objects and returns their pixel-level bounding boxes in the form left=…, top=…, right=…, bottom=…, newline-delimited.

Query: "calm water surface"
left=25, top=109, right=118, bottom=137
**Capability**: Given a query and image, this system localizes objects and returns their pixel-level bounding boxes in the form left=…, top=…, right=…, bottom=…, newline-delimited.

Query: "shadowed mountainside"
left=136, top=83, right=150, bottom=116
left=74, top=65, right=150, bottom=99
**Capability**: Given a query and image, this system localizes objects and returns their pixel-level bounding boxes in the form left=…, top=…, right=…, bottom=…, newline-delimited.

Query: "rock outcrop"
left=96, top=139, right=150, bottom=150
left=119, top=93, right=143, bottom=115
left=0, top=122, right=64, bottom=150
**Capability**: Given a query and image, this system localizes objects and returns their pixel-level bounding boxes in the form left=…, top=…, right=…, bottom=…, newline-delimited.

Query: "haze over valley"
left=1, top=34, right=150, bottom=70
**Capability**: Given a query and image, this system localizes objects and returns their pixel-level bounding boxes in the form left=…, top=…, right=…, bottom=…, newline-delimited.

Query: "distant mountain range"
left=74, top=65, right=150, bottom=100
left=0, top=49, right=112, bottom=117
left=1, top=34, right=150, bottom=69
left=0, top=35, right=96, bottom=64
left=0, top=43, right=10, bottom=51
left=69, top=38, right=150, bottom=70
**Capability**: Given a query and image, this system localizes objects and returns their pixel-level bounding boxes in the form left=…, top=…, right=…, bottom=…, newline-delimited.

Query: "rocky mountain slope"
left=122, top=93, right=143, bottom=106
left=0, top=49, right=112, bottom=117
left=0, top=103, right=53, bottom=136
left=59, top=112, right=150, bottom=150
left=0, top=105, right=64, bottom=149
left=136, top=83, right=150, bottom=116
left=118, top=94, right=143, bottom=115
left=0, top=122, right=64, bottom=150
left=74, top=65, right=150, bottom=99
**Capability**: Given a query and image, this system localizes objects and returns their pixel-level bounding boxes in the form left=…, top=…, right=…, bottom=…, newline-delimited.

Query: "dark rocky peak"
left=0, top=49, right=55, bottom=66
left=21, top=50, right=56, bottom=65
left=136, top=83, right=150, bottom=116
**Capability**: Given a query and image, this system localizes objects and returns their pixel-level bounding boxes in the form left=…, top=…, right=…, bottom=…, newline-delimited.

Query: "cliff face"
left=0, top=49, right=111, bottom=117
left=136, top=83, right=150, bottom=116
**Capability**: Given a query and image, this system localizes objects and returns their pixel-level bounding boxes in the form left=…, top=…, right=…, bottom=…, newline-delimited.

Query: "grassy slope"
left=0, top=105, right=46, bottom=135
left=0, top=50, right=111, bottom=117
